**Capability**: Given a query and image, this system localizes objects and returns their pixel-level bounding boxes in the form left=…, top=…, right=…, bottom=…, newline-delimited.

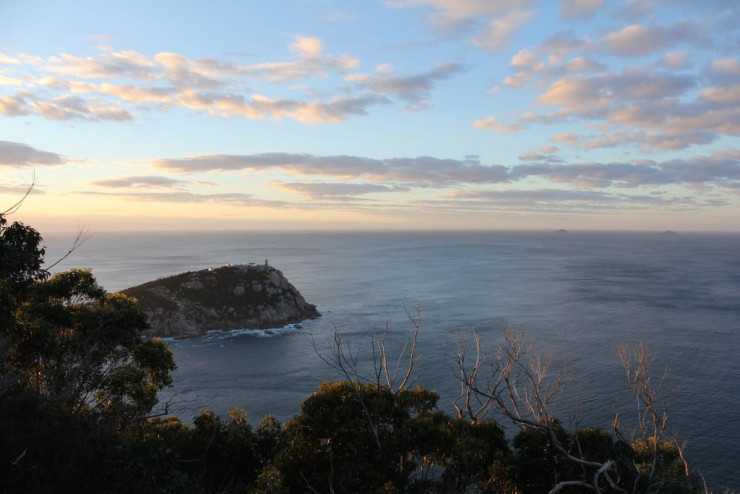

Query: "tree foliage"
left=0, top=212, right=175, bottom=490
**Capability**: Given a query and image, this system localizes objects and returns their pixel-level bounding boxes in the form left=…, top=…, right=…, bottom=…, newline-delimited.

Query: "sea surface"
left=44, top=230, right=740, bottom=489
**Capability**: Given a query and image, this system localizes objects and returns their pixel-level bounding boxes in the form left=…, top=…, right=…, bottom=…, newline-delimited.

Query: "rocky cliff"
left=121, top=264, right=320, bottom=339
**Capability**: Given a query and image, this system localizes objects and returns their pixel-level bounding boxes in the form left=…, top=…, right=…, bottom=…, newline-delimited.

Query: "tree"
left=277, top=380, right=439, bottom=493
left=453, top=328, right=701, bottom=493
left=306, top=318, right=513, bottom=493
left=0, top=211, right=176, bottom=490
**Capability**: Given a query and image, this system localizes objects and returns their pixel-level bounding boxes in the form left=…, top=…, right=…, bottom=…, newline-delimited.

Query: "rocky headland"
left=121, top=263, right=320, bottom=339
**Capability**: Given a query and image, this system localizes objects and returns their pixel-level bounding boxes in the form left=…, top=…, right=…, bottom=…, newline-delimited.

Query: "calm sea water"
left=44, top=230, right=740, bottom=489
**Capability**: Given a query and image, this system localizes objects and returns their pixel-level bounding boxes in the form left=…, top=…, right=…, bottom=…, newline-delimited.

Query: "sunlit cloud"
left=45, top=50, right=158, bottom=80
left=0, top=38, right=408, bottom=124
left=383, top=0, right=533, bottom=23
left=289, top=36, right=323, bottom=58
left=518, top=151, right=565, bottom=164
left=709, top=58, right=740, bottom=81
left=384, top=0, right=535, bottom=51
left=601, top=22, right=703, bottom=57
left=30, top=95, right=132, bottom=121
left=472, top=116, right=524, bottom=133
left=660, top=52, right=689, bottom=69
left=471, top=10, right=535, bottom=52
left=346, top=62, right=464, bottom=110
left=0, top=95, right=29, bottom=116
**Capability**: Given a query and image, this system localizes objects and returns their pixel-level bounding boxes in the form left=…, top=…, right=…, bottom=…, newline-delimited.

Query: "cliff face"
left=121, top=264, right=320, bottom=339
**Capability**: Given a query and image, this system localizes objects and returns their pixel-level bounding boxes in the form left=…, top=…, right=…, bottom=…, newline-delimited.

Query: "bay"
left=44, top=230, right=740, bottom=489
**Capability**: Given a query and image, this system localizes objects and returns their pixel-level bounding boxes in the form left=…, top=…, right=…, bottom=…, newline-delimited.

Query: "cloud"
left=608, top=98, right=740, bottom=135
left=660, top=52, right=689, bottom=69
left=383, top=0, right=535, bottom=51
left=701, top=85, right=740, bottom=105
left=0, top=39, right=389, bottom=124
left=708, top=58, right=740, bottom=84
left=471, top=10, right=535, bottom=52
left=495, top=35, right=604, bottom=90
left=448, top=188, right=686, bottom=206
left=149, top=147, right=740, bottom=192
left=518, top=151, right=564, bottom=163
left=289, top=36, right=323, bottom=58
left=501, top=59, right=738, bottom=148
left=174, top=91, right=391, bottom=123
left=418, top=187, right=709, bottom=215
left=17, top=43, right=359, bottom=86
left=0, top=184, right=46, bottom=195
left=602, top=22, right=702, bottom=57
left=561, top=0, right=605, bottom=18
left=30, top=95, right=132, bottom=121
left=322, top=11, right=359, bottom=22
left=384, top=0, right=532, bottom=25
left=551, top=133, right=581, bottom=146
left=346, top=63, right=464, bottom=110
left=274, top=182, right=404, bottom=199
left=473, top=116, right=524, bottom=132
left=0, top=54, right=21, bottom=65
left=45, top=50, right=157, bottom=80
left=540, top=31, right=593, bottom=62
left=614, top=0, right=738, bottom=21
left=0, top=141, right=63, bottom=167
left=571, top=130, right=716, bottom=151
left=573, top=130, right=717, bottom=151
left=81, top=190, right=287, bottom=208
left=489, top=16, right=728, bottom=156
left=509, top=149, right=740, bottom=188
left=539, top=68, right=694, bottom=108
left=3, top=85, right=389, bottom=125
left=0, top=95, right=29, bottom=116
left=153, top=152, right=510, bottom=186
left=90, top=175, right=188, bottom=188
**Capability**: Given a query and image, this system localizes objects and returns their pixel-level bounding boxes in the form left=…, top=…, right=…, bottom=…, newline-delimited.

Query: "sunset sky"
left=1, top=0, right=739, bottom=231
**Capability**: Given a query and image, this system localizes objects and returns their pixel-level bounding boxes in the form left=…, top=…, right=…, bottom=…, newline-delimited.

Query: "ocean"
left=44, top=230, right=740, bottom=489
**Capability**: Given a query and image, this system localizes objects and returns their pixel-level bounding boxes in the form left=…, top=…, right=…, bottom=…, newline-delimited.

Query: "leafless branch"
left=46, top=226, right=94, bottom=271
left=2, top=169, right=36, bottom=216
left=615, top=342, right=692, bottom=489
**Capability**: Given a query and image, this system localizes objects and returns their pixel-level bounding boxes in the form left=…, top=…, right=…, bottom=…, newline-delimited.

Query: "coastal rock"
left=121, top=264, right=320, bottom=339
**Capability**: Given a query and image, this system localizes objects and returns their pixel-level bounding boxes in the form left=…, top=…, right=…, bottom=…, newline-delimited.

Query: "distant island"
left=662, top=230, right=678, bottom=235
left=121, top=262, right=320, bottom=339
left=554, top=229, right=568, bottom=234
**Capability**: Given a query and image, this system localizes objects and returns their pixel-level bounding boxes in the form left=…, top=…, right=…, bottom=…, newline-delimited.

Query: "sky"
left=1, top=0, right=739, bottom=232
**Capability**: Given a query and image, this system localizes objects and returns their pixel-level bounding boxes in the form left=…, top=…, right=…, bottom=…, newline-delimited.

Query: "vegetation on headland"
left=0, top=211, right=711, bottom=493
left=121, top=263, right=320, bottom=339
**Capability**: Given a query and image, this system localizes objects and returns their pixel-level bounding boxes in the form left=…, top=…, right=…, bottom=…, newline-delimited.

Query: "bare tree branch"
left=2, top=169, right=36, bottom=216
left=46, top=226, right=94, bottom=271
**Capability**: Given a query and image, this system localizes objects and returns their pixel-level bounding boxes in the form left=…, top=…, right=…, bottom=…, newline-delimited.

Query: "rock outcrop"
left=121, top=264, right=320, bottom=339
